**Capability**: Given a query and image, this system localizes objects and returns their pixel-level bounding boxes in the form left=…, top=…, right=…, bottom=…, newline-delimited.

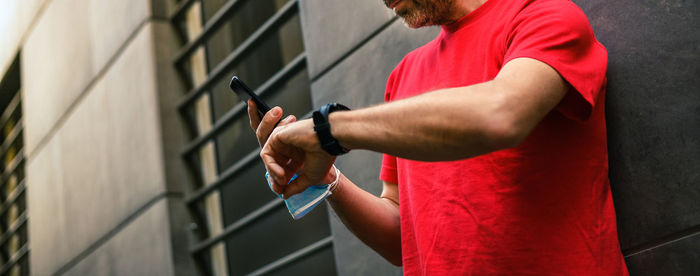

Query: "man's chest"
left=392, top=39, right=507, bottom=100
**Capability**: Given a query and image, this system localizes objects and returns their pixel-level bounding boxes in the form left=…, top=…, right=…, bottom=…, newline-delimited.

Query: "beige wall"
left=0, top=0, right=47, bottom=81
left=1, top=0, right=193, bottom=274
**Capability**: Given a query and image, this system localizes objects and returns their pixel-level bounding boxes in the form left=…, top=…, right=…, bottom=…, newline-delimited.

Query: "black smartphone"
left=229, top=76, right=271, bottom=119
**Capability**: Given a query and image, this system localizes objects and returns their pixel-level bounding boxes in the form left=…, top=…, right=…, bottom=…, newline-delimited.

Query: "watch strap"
left=313, top=103, right=350, bottom=155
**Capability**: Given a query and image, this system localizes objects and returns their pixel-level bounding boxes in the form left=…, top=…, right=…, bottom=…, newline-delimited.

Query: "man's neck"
left=445, top=0, right=489, bottom=24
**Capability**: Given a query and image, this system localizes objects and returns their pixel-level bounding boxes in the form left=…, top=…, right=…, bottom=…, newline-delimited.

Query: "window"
left=170, top=0, right=337, bottom=274
left=0, top=56, right=29, bottom=275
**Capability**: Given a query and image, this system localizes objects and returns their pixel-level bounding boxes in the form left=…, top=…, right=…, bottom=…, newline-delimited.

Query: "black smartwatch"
left=313, top=103, right=351, bottom=155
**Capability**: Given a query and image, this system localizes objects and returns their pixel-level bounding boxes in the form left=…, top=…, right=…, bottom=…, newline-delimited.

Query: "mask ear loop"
left=327, top=165, right=341, bottom=194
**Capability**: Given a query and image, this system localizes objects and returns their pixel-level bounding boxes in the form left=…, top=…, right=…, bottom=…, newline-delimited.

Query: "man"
left=249, top=0, right=628, bottom=274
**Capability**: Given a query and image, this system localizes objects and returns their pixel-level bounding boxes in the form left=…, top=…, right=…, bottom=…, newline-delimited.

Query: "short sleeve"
left=503, top=0, right=608, bottom=121
left=380, top=154, right=398, bottom=184
left=381, top=59, right=403, bottom=184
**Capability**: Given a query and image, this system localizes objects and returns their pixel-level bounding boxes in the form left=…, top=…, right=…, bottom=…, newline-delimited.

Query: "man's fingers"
left=271, top=178, right=286, bottom=195
left=284, top=158, right=304, bottom=179
left=279, top=115, right=297, bottom=127
left=255, top=106, right=282, bottom=146
left=248, top=99, right=261, bottom=130
left=260, top=150, right=287, bottom=187
left=283, top=173, right=315, bottom=199
left=282, top=158, right=332, bottom=198
left=261, top=131, right=305, bottom=187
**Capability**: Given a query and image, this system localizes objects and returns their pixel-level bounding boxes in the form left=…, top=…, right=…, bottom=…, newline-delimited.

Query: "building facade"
left=0, top=0, right=697, bottom=275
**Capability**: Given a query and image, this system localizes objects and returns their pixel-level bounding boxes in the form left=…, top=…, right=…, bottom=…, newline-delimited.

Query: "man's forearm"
left=326, top=174, right=402, bottom=266
left=328, top=58, right=567, bottom=161
left=329, top=81, right=519, bottom=161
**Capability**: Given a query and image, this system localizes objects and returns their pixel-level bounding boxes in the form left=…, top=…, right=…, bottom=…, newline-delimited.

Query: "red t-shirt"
left=379, top=0, right=628, bottom=274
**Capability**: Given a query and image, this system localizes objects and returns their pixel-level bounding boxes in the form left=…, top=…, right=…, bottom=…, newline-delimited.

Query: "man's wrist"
left=325, top=168, right=344, bottom=200
left=326, top=166, right=341, bottom=192
left=313, top=103, right=350, bottom=155
left=328, top=111, right=352, bottom=151
left=322, top=165, right=338, bottom=184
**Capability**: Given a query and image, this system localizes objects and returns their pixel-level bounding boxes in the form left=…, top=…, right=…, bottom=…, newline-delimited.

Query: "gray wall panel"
left=310, top=21, right=438, bottom=108
left=575, top=0, right=700, bottom=254
left=309, top=19, right=438, bottom=274
left=25, top=22, right=172, bottom=275
left=22, top=0, right=96, bottom=155
left=150, top=20, right=197, bottom=275
left=304, top=0, right=700, bottom=274
left=0, top=0, right=46, bottom=78
left=150, top=20, right=191, bottom=194
left=299, top=0, right=394, bottom=79
left=63, top=198, right=176, bottom=276
left=21, top=0, right=153, bottom=156
left=327, top=152, right=401, bottom=275
left=624, top=233, right=700, bottom=276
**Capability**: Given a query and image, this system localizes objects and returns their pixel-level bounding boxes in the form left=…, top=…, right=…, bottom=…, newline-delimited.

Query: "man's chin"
left=396, top=14, right=430, bottom=28
left=400, top=18, right=432, bottom=29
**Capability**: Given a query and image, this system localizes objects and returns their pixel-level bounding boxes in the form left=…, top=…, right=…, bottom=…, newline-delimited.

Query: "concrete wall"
left=1, top=0, right=696, bottom=274
left=301, top=0, right=699, bottom=275
left=0, top=0, right=195, bottom=274
left=299, top=0, right=437, bottom=274
left=0, top=0, right=47, bottom=81
left=577, top=0, right=700, bottom=274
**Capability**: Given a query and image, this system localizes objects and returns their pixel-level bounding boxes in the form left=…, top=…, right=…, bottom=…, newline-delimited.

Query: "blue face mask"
left=265, top=172, right=331, bottom=220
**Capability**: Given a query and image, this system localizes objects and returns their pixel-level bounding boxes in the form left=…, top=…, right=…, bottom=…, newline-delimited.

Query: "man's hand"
left=247, top=99, right=296, bottom=146
left=261, top=119, right=336, bottom=198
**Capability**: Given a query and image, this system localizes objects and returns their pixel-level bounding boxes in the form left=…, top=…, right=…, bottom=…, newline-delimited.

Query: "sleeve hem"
left=379, top=167, right=399, bottom=184
left=503, top=54, right=596, bottom=122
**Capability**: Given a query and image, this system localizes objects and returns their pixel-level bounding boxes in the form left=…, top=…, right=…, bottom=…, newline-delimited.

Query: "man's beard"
left=384, top=0, right=456, bottom=28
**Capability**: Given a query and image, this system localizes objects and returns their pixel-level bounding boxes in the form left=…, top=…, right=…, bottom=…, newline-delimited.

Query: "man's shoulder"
left=516, top=0, right=591, bottom=22
left=385, top=33, right=442, bottom=100
left=397, top=34, right=442, bottom=68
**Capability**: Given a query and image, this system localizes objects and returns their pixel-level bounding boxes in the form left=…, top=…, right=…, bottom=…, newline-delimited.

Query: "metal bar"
left=0, top=211, right=27, bottom=247
left=174, top=63, right=195, bottom=94
left=0, top=243, right=29, bottom=275
left=247, top=236, right=333, bottom=276
left=0, top=121, right=23, bottom=160
left=0, top=149, right=24, bottom=183
left=0, top=179, right=25, bottom=217
left=180, top=53, right=306, bottom=157
left=173, top=0, right=248, bottom=65
left=0, top=152, right=23, bottom=203
left=186, top=148, right=259, bottom=205
left=192, top=250, right=213, bottom=276
left=169, top=0, right=197, bottom=43
left=0, top=93, right=20, bottom=131
left=185, top=199, right=212, bottom=241
left=170, top=0, right=196, bottom=23
left=182, top=154, right=205, bottom=190
left=176, top=0, right=299, bottom=111
left=191, top=198, right=283, bottom=254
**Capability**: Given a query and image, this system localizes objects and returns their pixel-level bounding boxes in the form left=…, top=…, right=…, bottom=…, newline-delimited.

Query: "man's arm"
left=330, top=57, right=568, bottom=161
left=248, top=102, right=402, bottom=265
left=259, top=57, right=567, bottom=265
left=326, top=179, right=402, bottom=265
left=262, top=57, right=568, bottom=197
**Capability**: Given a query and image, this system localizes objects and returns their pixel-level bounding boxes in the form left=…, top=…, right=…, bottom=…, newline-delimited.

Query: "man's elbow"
left=482, top=115, right=530, bottom=151
left=377, top=240, right=402, bottom=266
